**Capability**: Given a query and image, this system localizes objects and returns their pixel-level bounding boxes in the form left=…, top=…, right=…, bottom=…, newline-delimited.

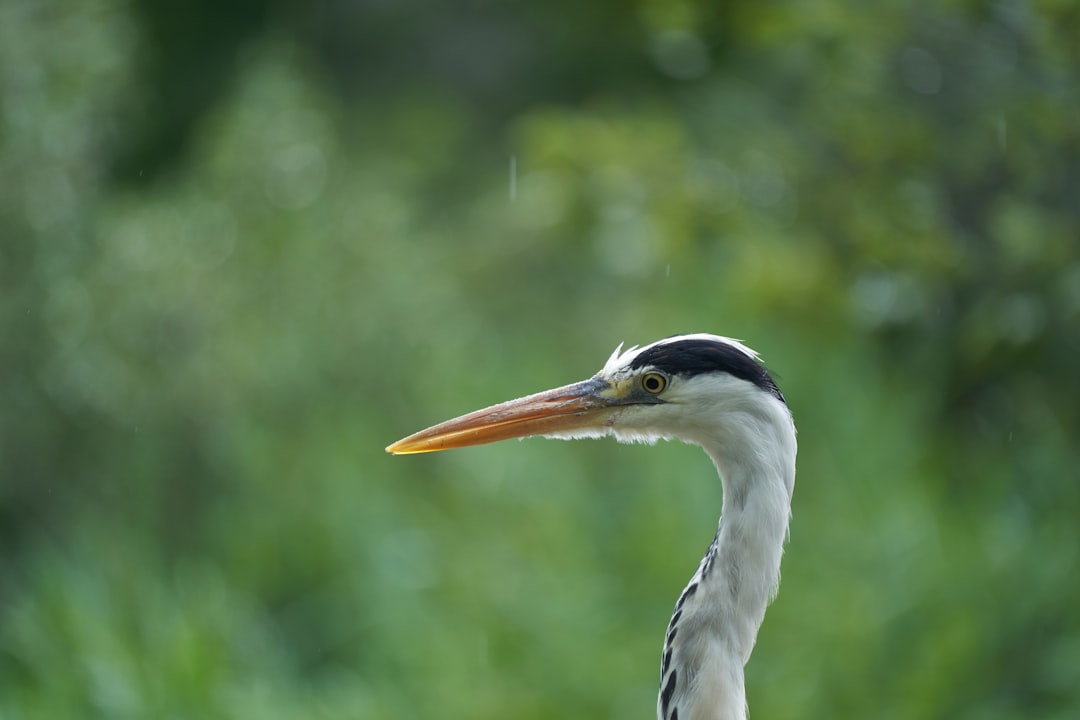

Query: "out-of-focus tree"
left=1, top=0, right=1077, bottom=718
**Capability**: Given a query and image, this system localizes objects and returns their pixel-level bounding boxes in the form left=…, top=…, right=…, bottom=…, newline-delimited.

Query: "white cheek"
left=610, top=429, right=668, bottom=445
left=541, top=427, right=616, bottom=442
left=607, top=404, right=677, bottom=445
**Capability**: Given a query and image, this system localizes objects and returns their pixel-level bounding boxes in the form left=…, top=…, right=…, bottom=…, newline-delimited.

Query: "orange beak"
left=386, top=377, right=618, bottom=455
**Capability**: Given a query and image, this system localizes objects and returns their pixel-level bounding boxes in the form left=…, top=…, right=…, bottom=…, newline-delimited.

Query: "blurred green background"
left=2, top=0, right=1078, bottom=718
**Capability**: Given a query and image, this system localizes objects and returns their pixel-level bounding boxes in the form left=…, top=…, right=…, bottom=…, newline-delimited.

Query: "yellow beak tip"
left=386, top=439, right=432, bottom=455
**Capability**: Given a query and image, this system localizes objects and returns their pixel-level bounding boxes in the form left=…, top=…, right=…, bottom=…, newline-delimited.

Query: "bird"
left=386, top=334, right=797, bottom=720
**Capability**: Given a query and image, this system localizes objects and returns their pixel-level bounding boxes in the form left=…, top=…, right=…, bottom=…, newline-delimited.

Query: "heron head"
left=386, top=334, right=789, bottom=455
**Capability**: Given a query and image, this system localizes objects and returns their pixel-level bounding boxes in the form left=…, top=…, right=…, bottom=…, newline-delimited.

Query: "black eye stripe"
left=629, top=338, right=785, bottom=404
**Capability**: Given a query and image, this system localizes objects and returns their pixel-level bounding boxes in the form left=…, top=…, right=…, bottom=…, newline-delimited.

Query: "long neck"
left=657, top=408, right=796, bottom=720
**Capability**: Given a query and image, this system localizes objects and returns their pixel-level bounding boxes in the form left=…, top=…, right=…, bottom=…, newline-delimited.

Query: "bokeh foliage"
left=1, top=0, right=1078, bottom=718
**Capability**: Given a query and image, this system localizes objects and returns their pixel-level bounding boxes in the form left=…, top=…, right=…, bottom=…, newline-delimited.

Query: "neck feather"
left=657, top=402, right=796, bottom=720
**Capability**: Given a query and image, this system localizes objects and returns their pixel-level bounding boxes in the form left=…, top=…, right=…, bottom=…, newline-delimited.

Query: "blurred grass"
left=2, top=0, right=1079, bottom=718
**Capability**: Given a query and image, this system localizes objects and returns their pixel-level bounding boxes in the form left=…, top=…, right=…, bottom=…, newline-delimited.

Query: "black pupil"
left=646, top=376, right=661, bottom=391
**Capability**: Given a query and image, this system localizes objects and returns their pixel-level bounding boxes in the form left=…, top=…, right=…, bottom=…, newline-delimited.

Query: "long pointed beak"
left=386, top=377, right=616, bottom=455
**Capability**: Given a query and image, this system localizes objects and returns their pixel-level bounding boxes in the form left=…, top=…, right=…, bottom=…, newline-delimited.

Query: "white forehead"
left=600, top=333, right=761, bottom=375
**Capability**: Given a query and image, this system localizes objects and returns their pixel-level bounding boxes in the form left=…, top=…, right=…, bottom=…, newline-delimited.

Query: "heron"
left=386, top=334, right=797, bottom=720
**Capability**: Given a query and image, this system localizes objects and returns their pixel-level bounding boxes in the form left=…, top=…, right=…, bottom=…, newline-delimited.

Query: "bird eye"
left=642, top=372, right=667, bottom=394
